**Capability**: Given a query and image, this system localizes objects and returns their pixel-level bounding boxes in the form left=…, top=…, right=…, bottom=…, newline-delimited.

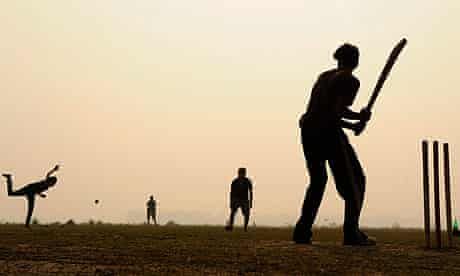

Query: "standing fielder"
left=2, top=165, right=59, bottom=228
left=146, top=195, right=158, bottom=225
left=293, top=44, right=376, bottom=246
left=225, top=168, right=253, bottom=232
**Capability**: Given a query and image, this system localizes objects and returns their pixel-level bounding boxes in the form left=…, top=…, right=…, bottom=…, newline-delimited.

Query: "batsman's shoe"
left=293, top=236, right=312, bottom=245
left=343, top=230, right=377, bottom=246
left=293, top=225, right=312, bottom=245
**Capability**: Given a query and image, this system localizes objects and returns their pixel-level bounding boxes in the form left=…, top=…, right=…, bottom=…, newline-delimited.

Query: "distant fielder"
left=146, top=195, right=158, bottom=225
left=2, top=165, right=60, bottom=228
left=225, top=167, right=253, bottom=232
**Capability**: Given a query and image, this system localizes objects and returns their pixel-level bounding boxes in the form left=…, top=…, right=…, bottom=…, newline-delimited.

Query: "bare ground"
left=0, top=225, right=459, bottom=275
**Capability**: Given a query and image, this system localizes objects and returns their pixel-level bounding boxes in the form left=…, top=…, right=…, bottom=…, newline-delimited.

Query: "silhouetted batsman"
left=293, top=44, right=376, bottom=246
left=146, top=195, right=157, bottom=225
left=225, top=168, right=253, bottom=232
left=2, top=165, right=60, bottom=227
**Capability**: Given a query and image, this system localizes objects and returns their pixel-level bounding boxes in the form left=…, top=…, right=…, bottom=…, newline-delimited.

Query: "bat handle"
left=360, top=106, right=372, bottom=121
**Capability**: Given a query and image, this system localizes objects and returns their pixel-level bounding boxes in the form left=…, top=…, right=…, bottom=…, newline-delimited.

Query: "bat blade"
left=366, top=38, right=407, bottom=111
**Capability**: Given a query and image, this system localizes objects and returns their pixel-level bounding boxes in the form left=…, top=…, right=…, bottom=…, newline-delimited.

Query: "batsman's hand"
left=353, top=121, right=367, bottom=136
left=359, top=108, right=372, bottom=122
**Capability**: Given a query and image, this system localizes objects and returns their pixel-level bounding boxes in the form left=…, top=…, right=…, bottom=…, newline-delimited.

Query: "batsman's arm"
left=336, top=91, right=371, bottom=122
left=340, top=120, right=356, bottom=130
left=340, top=120, right=367, bottom=136
left=338, top=106, right=371, bottom=123
left=342, top=108, right=361, bottom=120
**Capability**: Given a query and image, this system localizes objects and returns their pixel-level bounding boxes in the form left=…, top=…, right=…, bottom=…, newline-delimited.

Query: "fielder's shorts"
left=231, top=199, right=250, bottom=216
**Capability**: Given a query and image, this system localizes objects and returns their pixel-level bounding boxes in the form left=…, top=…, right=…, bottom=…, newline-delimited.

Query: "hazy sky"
left=1, top=1, right=459, bottom=227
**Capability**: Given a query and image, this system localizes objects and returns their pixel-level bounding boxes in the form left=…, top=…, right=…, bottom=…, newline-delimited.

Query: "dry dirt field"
left=0, top=224, right=459, bottom=275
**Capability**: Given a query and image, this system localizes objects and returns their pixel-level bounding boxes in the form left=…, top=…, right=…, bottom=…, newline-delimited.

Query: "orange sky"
left=1, top=1, right=460, bottom=227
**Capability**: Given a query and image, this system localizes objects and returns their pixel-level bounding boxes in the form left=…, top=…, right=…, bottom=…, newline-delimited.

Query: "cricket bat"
left=366, top=38, right=408, bottom=111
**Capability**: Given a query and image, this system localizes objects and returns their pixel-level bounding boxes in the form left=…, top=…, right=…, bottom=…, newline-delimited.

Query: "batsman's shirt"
left=301, top=69, right=360, bottom=131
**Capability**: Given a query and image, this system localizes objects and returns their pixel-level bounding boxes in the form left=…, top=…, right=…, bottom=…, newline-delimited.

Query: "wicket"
left=422, top=140, right=453, bottom=249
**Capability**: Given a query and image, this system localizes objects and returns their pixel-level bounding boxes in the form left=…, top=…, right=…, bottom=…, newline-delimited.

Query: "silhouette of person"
left=146, top=195, right=157, bottom=225
left=225, top=167, right=253, bottom=232
left=2, top=165, right=60, bottom=228
left=293, top=44, right=376, bottom=246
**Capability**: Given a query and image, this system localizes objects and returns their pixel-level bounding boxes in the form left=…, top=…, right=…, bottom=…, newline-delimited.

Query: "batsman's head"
left=238, top=167, right=247, bottom=177
left=334, top=43, right=359, bottom=70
